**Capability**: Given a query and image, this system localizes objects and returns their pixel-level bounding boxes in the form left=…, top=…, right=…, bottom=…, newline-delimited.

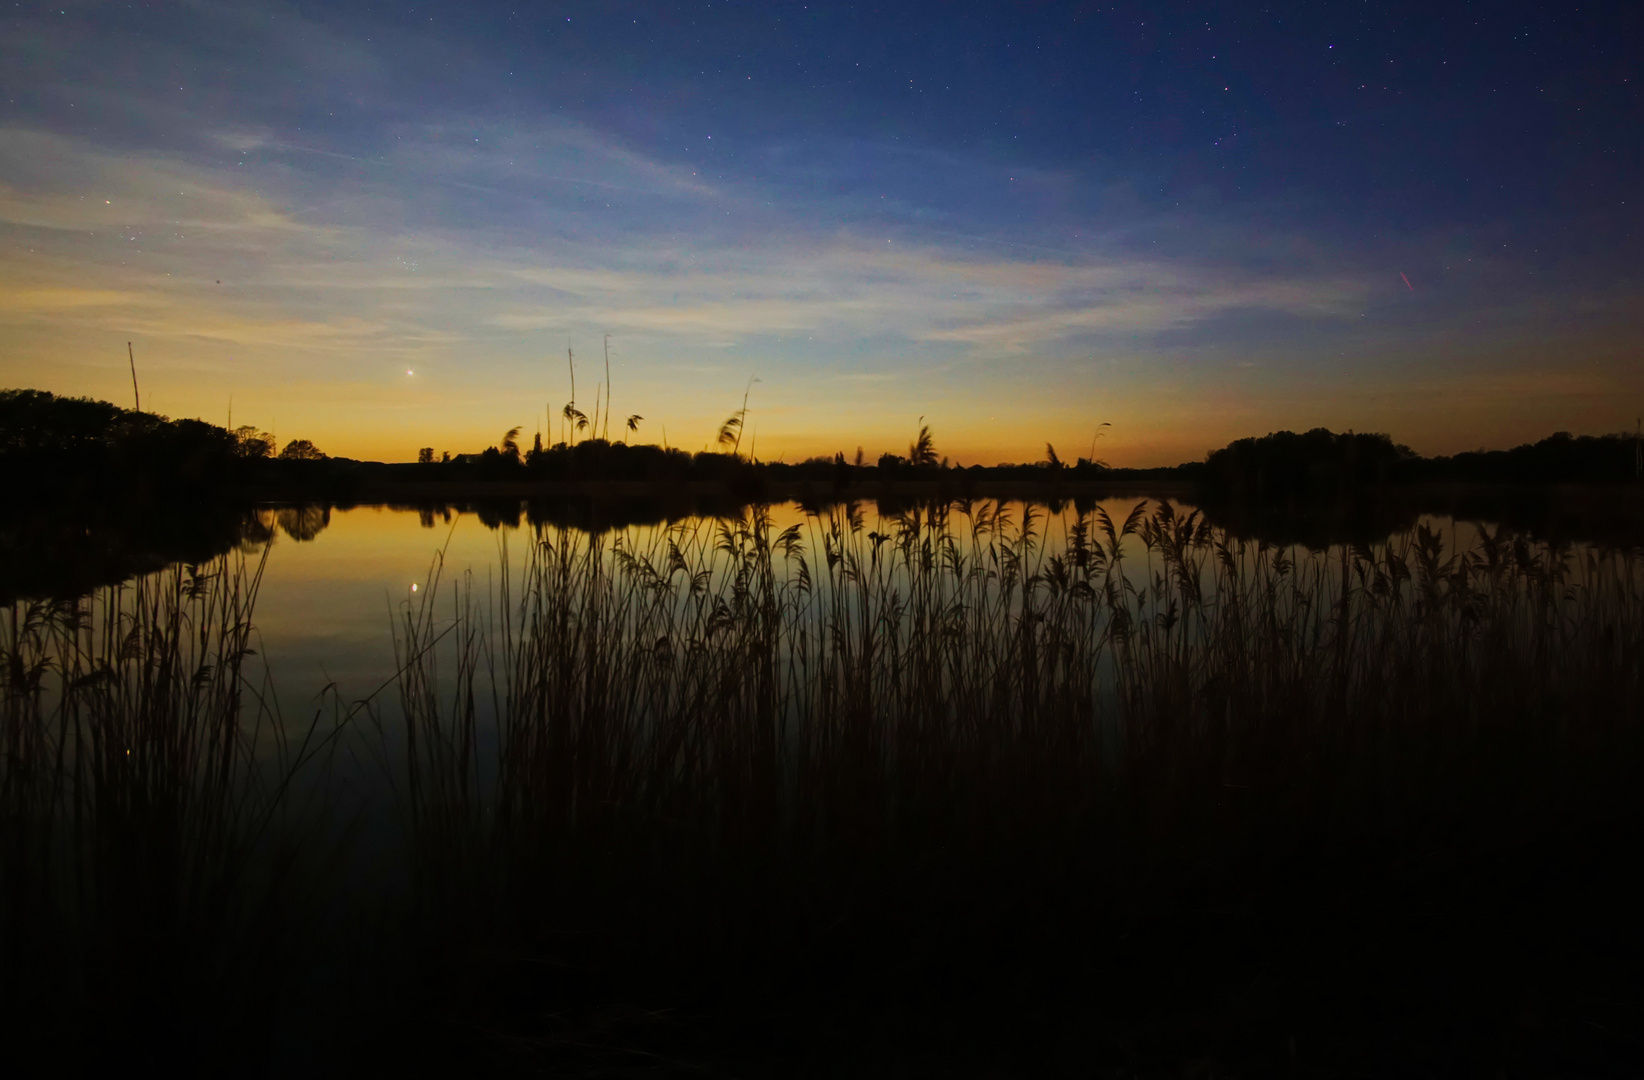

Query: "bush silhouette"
left=277, top=439, right=326, bottom=461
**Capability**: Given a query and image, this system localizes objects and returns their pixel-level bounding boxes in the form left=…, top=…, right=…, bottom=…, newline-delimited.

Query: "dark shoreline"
left=240, top=474, right=1198, bottom=505
left=240, top=474, right=1642, bottom=505
left=5, top=477, right=1640, bottom=606
left=245, top=475, right=1644, bottom=549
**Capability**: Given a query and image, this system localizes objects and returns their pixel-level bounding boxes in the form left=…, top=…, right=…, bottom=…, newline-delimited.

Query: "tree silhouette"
left=417, top=447, right=435, bottom=464
left=277, top=439, right=326, bottom=461
left=232, top=425, right=275, bottom=459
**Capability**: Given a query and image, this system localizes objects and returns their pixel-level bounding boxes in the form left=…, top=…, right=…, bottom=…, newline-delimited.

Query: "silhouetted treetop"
left=1201, top=428, right=1416, bottom=502
left=1, top=388, right=150, bottom=455
left=0, top=388, right=339, bottom=502
left=1415, top=430, right=1643, bottom=485
left=277, top=439, right=327, bottom=461
left=1, top=388, right=236, bottom=478
left=233, top=426, right=275, bottom=458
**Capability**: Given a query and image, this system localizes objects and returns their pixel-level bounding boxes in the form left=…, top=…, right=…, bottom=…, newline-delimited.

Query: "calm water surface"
left=247, top=499, right=1500, bottom=712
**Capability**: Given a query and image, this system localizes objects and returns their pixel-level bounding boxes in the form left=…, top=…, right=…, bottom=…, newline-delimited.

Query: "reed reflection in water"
left=391, top=498, right=1640, bottom=841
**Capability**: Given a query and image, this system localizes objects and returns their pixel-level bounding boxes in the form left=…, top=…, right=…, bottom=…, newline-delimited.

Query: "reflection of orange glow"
left=255, top=497, right=1159, bottom=633
left=241, top=500, right=1543, bottom=706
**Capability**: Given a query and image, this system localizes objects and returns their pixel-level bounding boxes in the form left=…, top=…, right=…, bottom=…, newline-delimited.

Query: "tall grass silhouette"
left=380, top=499, right=1644, bottom=1071
left=0, top=550, right=344, bottom=1071
left=3, top=498, right=1640, bottom=1071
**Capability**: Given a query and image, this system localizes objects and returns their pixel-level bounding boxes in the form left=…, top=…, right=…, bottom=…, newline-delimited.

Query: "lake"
left=206, top=497, right=1525, bottom=712
left=5, top=491, right=1641, bottom=1075
left=5, top=489, right=1632, bottom=733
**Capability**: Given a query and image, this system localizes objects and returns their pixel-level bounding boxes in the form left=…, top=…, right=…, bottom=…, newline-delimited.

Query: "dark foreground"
left=3, top=502, right=1643, bottom=1077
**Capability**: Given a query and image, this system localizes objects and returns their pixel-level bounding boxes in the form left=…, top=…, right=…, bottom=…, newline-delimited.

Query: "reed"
left=381, top=500, right=1644, bottom=1071
left=4, top=499, right=1639, bottom=1071
left=0, top=549, right=344, bottom=1071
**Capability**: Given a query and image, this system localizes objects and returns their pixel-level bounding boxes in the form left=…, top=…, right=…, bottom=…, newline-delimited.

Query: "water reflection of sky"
left=254, top=505, right=497, bottom=709
left=257, top=500, right=1120, bottom=708
left=249, top=500, right=1508, bottom=716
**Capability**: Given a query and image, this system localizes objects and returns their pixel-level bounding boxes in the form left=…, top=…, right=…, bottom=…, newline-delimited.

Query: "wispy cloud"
left=0, top=124, right=1371, bottom=361
left=2, top=80, right=1636, bottom=464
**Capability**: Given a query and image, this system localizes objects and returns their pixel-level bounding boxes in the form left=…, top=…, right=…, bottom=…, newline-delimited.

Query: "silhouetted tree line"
left=414, top=423, right=1124, bottom=489
left=1407, top=429, right=1644, bottom=485
left=6, top=390, right=1639, bottom=507
left=434, top=423, right=1641, bottom=495
left=1198, top=429, right=1417, bottom=504
left=2, top=389, right=236, bottom=500
left=0, top=389, right=335, bottom=502
left=1197, top=426, right=1643, bottom=504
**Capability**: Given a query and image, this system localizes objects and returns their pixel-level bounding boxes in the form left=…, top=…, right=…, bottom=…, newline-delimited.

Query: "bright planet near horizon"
left=1, top=0, right=1638, bottom=465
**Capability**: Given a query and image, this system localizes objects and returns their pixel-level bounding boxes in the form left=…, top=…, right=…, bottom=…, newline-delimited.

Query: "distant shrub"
left=278, top=438, right=327, bottom=461
left=233, top=425, right=275, bottom=458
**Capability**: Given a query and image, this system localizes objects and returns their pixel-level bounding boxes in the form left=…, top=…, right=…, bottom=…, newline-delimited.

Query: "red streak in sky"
left=1400, top=272, right=1414, bottom=291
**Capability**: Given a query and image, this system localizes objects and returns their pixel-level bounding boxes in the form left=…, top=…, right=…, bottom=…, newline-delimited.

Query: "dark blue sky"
left=2, top=0, right=1639, bottom=462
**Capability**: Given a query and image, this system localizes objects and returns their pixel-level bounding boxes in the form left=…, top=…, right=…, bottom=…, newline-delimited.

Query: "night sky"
left=2, top=1, right=1639, bottom=464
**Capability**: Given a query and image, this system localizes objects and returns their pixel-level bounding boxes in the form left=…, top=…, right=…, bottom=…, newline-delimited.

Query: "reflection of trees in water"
left=242, top=504, right=335, bottom=544
left=275, top=505, right=331, bottom=542
left=1192, top=495, right=1422, bottom=551
left=241, top=510, right=278, bottom=548
left=12, top=488, right=1637, bottom=609
left=1193, top=488, right=1644, bottom=551
left=2, top=500, right=339, bottom=604
left=402, top=489, right=1644, bottom=552
left=1, top=502, right=265, bottom=604
left=387, top=496, right=716, bottom=535
left=476, top=502, right=522, bottom=531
